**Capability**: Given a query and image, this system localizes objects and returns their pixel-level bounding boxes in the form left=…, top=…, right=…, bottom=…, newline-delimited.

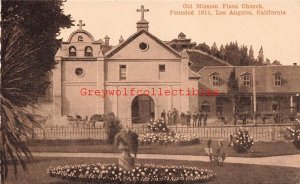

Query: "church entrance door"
left=131, top=95, right=154, bottom=123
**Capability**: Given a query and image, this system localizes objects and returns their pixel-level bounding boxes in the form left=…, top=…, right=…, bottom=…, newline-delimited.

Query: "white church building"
left=40, top=6, right=208, bottom=126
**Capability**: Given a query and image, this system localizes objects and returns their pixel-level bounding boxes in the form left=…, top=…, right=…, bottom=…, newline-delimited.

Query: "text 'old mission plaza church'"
left=39, top=6, right=300, bottom=126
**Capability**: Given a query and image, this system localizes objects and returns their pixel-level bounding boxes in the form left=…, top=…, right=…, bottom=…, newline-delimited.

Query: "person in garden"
left=172, top=108, right=178, bottom=125
left=203, top=111, right=208, bottom=126
left=228, top=134, right=234, bottom=147
left=180, top=112, right=185, bottom=125
left=192, top=111, right=198, bottom=127
left=161, top=109, right=166, bottom=120
left=167, top=110, right=171, bottom=125
left=197, top=110, right=203, bottom=127
left=216, top=141, right=226, bottom=166
left=186, top=111, right=191, bottom=127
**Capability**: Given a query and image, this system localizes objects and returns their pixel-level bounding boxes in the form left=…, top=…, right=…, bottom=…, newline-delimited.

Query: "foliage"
left=195, top=41, right=281, bottom=66
left=1, top=0, right=72, bottom=182
left=47, top=163, right=215, bottom=183
left=195, top=42, right=210, bottom=54
left=104, top=113, right=122, bottom=144
left=284, top=126, right=300, bottom=149
left=147, top=119, right=168, bottom=132
left=139, top=132, right=200, bottom=146
left=233, top=129, right=254, bottom=153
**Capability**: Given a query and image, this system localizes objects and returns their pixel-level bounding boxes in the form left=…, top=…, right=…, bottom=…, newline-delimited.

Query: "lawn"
left=6, top=157, right=300, bottom=184
left=28, top=139, right=300, bottom=157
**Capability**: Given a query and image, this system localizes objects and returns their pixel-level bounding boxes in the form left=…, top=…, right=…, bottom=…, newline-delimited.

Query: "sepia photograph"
left=1, top=0, right=300, bottom=183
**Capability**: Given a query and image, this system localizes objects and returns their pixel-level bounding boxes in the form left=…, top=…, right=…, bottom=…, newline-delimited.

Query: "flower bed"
left=47, top=163, right=215, bottom=183
left=233, top=128, right=254, bottom=153
left=139, top=132, right=200, bottom=146
left=147, top=119, right=168, bottom=132
left=285, top=126, right=300, bottom=149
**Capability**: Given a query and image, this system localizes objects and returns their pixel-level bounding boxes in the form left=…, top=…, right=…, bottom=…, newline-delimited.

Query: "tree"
left=219, top=44, right=225, bottom=60
left=196, top=42, right=211, bottom=53
left=264, top=58, right=271, bottom=65
left=257, top=46, right=264, bottom=65
left=248, top=46, right=256, bottom=66
left=272, top=60, right=282, bottom=65
left=1, top=1, right=72, bottom=182
left=210, top=42, right=218, bottom=56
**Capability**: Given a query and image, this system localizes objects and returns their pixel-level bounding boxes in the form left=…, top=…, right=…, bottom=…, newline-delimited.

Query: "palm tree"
left=1, top=1, right=72, bottom=182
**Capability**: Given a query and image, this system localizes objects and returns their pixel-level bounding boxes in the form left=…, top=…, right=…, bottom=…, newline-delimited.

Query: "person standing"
left=203, top=111, right=208, bottom=126
left=197, top=110, right=203, bottom=127
left=180, top=112, right=185, bottom=125
left=167, top=110, right=171, bottom=125
left=172, top=108, right=177, bottom=125
left=192, top=111, right=198, bottom=127
left=161, top=110, right=166, bottom=120
left=186, top=111, right=191, bottom=127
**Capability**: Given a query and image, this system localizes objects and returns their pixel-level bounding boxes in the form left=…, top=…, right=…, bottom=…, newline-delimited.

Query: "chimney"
left=293, top=63, right=297, bottom=66
left=104, top=35, right=110, bottom=46
left=119, top=36, right=124, bottom=44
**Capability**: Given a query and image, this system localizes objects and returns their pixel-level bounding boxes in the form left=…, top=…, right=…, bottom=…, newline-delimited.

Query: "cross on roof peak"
left=77, top=20, right=85, bottom=30
left=137, top=5, right=149, bottom=20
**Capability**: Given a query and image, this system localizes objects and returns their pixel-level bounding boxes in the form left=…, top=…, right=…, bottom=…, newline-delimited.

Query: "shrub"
left=285, top=126, right=300, bottom=149
left=233, top=128, right=254, bottom=153
left=47, top=163, right=215, bottom=183
left=147, top=119, right=168, bottom=132
left=139, top=132, right=200, bottom=146
left=104, top=113, right=122, bottom=144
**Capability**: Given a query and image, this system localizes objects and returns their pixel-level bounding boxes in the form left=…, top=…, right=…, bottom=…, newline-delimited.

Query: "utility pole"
left=252, top=67, right=257, bottom=125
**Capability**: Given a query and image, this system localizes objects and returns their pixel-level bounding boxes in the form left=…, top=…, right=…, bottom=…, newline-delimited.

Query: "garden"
left=38, top=121, right=300, bottom=183
left=11, top=117, right=300, bottom=184
left=5, top=157, right=300, bottom=184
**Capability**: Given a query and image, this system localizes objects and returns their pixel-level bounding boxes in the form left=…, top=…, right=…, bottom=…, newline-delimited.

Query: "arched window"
left=201, top=101, right=210, bottom=112
left=85, top=46, right=93, bottom=57
left=78, top=36, right=83, bottom=42
left=69, top=46, right=76, bottom=57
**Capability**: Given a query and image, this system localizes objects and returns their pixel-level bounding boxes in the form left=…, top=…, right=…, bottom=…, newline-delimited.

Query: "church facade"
left=42, top=6, right=208, bottom=126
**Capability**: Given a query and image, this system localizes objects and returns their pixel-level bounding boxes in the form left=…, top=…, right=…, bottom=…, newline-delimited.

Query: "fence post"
left=221, top=124, right=223, bottom=138
left=43, top=127, right=46, bottom=140
left=271, top=125, right=276, bottom=141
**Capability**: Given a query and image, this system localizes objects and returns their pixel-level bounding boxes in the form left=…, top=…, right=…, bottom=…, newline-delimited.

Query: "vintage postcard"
left=1, top=0, right=300, bottom=183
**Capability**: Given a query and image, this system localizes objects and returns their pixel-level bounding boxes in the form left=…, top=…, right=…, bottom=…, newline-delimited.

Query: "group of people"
left=184, top=111, right=209, bottom=127
left=160, top=109, right=209, bottom=127
left=160, top=108, right=178, bottom=125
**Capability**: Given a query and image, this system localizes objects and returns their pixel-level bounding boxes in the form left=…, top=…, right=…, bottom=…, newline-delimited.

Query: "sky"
left=59, top=0, right=300, bottom=65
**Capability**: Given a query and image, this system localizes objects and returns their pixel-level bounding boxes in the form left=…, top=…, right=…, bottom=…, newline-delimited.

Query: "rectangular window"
left=274, top=74, right=282, bottom=86
left=159, top=64, right=165, bottom=80
left=212, top=75, right=220, bottom=86
left=120, top=65, right=126, bottom=80
left=243, top=75, right=251, bottom=86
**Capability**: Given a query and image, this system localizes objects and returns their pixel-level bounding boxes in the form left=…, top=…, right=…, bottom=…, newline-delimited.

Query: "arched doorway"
left=200, top=101, right=210, bottom=112
left=131, top=95, right=154, bottom=123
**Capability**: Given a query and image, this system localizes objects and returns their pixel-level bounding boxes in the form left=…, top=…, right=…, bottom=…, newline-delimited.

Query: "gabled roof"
left=105, top=30, right=181, bottom=58
left=186, top=49, right=231, bottom=73
left=239, top=72, right=251, bottom=76
left=208, top=71, right=220, bottom=76
left=272, top=71, right=282, bottom=75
